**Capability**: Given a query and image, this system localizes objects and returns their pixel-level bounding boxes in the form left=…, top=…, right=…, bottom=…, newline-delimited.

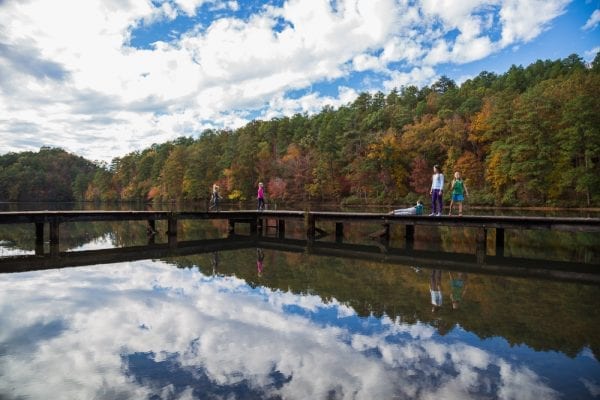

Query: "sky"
left=0, top=0, right=598, bottom=163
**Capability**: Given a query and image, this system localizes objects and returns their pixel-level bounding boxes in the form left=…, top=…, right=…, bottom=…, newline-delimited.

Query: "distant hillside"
left=0, top=147, right=99, bottom=202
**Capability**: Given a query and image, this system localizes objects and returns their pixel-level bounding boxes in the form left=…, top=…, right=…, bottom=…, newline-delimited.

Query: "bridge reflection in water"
left=1, top=234, right=598, bottom=285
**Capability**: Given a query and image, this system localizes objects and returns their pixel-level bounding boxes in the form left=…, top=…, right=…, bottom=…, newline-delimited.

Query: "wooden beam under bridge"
left=0, top=235, right=598, bottom=285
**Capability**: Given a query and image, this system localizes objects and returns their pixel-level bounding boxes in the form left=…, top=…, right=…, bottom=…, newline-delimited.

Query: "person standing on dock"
left=257, top=182, right=265, bottom=211
left=448, top=171, right=469, bottom=216
left=209, top=184, right=220, bottom=211
left=430, top=165, right=444, bottom=216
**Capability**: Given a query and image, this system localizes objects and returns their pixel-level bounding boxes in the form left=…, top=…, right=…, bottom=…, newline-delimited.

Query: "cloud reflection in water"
left=0, top=259, right=561, bottom=399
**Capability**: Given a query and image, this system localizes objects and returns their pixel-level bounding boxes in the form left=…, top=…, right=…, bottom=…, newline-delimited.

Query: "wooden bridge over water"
left=1, top=210, right=599, bottom=273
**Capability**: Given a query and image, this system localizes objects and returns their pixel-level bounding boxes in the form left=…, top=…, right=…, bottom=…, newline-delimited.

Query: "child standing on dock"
left=448, top=171, right=468, bottom=216
left=430, top=165, right=444, bottom=216
left=257, top=182, right=265, bottom=211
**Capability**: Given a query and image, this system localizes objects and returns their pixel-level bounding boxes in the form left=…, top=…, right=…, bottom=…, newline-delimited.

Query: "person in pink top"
left=257, top=182, right=265, bottom=211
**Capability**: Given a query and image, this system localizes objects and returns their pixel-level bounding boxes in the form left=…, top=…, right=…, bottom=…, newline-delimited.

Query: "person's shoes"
left=429, top=213, right=435, bottom=216
left=436, top=213, right=442, bottom=216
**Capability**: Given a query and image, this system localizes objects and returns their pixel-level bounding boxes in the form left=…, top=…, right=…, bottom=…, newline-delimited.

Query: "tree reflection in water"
left=0, top=252, right=598, bottom=399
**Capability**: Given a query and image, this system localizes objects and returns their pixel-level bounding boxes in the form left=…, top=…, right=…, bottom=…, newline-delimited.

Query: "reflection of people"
left=390, top=200, right=424, bottom=215
left=448, top=171, right=469, bottom=216
left=211, top=251, right=219, bottom=276
left=429, top=165, right=444, bottom=216
left=449, top=272, right=467, bottom=309
left=430, top=269, right=443, bottom=312
left=257, top=182, right=265, bottom=211
left=256, top=248, right=265, bottom=276
left=209, top=184, right=220, bottom=211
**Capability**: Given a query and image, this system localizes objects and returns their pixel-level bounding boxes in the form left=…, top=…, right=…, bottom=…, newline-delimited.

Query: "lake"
left=1, top=204, right=599, bottom=399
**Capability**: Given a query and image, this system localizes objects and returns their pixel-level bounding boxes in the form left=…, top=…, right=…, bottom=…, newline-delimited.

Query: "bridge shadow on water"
left=1, top=233, right=598, bottom=285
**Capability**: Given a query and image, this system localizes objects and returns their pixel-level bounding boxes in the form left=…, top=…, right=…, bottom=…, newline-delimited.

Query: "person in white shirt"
left=429, top=165, right=444, bottom=216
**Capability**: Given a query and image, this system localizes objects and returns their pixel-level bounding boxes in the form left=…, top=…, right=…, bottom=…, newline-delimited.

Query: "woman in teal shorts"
left=449, top=171, right=469, bottom=216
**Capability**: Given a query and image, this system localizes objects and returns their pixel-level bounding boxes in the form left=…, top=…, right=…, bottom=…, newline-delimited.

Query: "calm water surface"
left=0, top=204, right=599, bottom=399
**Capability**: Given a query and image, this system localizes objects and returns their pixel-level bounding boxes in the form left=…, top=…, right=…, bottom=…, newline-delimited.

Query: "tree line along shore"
left=0, top=53, right=598, bottom=207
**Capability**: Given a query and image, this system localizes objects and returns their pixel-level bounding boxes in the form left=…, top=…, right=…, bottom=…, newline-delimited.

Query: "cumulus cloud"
left=0, top=0, right=572, bottom=161
left=498, top=0, right=569, bottom=46
left=0, top=259, right=565, bottom=400
left=582, top=9, right=600, bottom=30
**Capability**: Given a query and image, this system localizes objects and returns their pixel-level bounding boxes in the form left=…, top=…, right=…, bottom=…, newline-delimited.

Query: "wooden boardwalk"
left=1, top=210, right=599, bottom=264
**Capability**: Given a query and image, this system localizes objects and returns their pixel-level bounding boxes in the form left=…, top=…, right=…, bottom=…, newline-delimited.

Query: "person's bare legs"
left=449, top=200, right=454, bottom=215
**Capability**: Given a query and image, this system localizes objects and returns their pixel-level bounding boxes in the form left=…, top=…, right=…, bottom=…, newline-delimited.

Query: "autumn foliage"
left=1, top=53, right=599, bottom=206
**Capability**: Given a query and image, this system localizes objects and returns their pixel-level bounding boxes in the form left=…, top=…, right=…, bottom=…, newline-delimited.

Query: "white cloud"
left=384, top=66, right=437, bottom=91
left=0, top=259, right=562, bottom=399
left=0, top=0, right=573, bottom=162
left=172, top=0, right=209, bottom=16
left=498, top=0, right=569, bottom=46
left=584, top=46, right=600, bottom=61
left=582, top=9, right=600, bottom=30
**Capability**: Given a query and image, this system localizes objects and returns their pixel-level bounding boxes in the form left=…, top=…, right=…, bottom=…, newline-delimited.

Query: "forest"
left=1, top=53, right=599, bottom=207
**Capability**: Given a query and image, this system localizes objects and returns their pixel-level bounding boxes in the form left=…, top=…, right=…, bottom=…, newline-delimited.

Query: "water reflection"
left=0, top=255, right=598, bottom=400
left=257, top=248, right=265, bottom=277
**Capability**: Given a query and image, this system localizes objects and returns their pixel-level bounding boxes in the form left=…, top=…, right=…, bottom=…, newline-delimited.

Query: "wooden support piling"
left=167, top=215, right=178, bottom=248
left=476, top=227, right=487, bottom=264
left=381, top=223, right=390, bottom=246
left=49, top=220, right=60, bottom=256
left=306, top=213, right=316, bottom=241
left=147, top=219, right=156, bottom=235
left=277, top=220, right=286, bottom=239
left=405, top=225, right=415, bottom=251
left=496, top=228, right=505, bottom=257
left=35, top=222, right=44, bottom=255
left=335, top=222, right=344, bottom=243
left=35, top=223, right=44, bottom=245
left=257, top=218, right=263, bottom=235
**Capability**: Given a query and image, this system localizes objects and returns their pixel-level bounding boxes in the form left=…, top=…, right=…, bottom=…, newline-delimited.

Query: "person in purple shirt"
left=429, top=165, right=444, bottom=216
